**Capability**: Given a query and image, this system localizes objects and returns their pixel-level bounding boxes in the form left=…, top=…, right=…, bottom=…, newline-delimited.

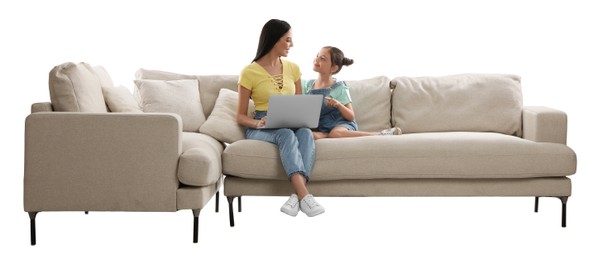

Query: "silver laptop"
left=259, top=94, right=323, bottom=129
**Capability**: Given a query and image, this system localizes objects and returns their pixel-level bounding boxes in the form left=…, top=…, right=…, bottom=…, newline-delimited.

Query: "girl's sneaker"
left=379, top=127, right=402, bottom=136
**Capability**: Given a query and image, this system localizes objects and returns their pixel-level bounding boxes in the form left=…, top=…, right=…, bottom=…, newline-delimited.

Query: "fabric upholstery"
left=224, top=176, right=572, bottom=197
left=135, top=68, right=197, bottom=80
left=178, top=132, right=224, bottom=186
left=49, top=62, right=108, bottom=112
left=177, top=179, right=222, bottom=210
left=92, top=65, right=115, bottom=88
left=523, top=106, right=568, bottom=144
left=134, top=79, right=206, bottom=132
left=223, top=132, right=576, bottom=181
left=195, top=75, right=239, bottom=116
left=135, top=68, right=238, bottom=116
left=102, top=85, right=143, bottom=113
left=344, top=76, right=392, bottom=132
left=391, top=74, right=523, bottom=135
left=24, top=112, right=182, bottom=212
left=199, top=88, right=255, bottom=143
left=31, top=102, right=53, bottom=113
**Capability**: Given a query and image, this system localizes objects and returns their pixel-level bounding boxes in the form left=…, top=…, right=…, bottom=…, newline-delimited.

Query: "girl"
left=304, top=46, right=401, bottom=139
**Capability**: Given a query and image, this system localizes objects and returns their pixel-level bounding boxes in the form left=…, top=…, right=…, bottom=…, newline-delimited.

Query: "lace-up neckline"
left=272, top=74, right=284, bottom=92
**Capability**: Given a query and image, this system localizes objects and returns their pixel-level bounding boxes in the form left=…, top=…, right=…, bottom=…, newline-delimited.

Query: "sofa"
left=24, top=62, right=577, bottom=245
left=131, top=67, right=576, bottom=228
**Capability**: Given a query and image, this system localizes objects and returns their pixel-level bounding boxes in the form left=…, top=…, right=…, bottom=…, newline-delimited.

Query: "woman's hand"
left=325, top=97, right=341, bottom=108
left=255, top=116, right=267, bottom=128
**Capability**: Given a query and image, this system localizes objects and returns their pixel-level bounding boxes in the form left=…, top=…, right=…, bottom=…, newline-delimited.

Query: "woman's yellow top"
left=238, top=59, right=302, bottom=111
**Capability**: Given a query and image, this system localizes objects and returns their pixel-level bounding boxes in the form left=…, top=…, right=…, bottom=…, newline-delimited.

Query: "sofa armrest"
left=178, top=133, right=225, bottom=187
left=24, top=112, right=183, bottom=212
left=31, top=102, right=53, bottom=113
left=522, top=106, right=568, bottom=144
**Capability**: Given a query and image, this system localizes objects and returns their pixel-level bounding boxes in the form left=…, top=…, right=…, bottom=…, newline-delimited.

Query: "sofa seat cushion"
left=178, top=133, right=224, bottom=186
left=222, top=132, right=576, bottom=181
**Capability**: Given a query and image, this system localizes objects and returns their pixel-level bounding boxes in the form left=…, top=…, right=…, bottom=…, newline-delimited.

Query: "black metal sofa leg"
left=227, top=196, right=237, bottom=227
left=559, top=196, right=568, bottom=228
left=192, top=209, right=201, bottom=243
left=28, top=212, right=38, bottom=246
left=534, top=196, right=568, bottom=227
left=215, top=191, right=220, bottom=213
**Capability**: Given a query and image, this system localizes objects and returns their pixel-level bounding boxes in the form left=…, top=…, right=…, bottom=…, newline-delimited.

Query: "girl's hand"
left=325, top=97, right=341, bottom=108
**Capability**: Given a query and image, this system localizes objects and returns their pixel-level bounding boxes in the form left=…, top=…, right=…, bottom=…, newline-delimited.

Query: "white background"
left=1, top=0, right=597, bottom=259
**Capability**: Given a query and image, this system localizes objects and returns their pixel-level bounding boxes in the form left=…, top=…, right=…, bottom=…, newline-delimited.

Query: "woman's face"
left=313, top=48, right=335, bottom=74
left=273, top=30, right=294, bottom=57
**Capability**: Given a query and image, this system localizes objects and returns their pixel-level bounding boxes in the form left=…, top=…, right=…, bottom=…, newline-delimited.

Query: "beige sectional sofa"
left=24, top=62, right=577, bottom=245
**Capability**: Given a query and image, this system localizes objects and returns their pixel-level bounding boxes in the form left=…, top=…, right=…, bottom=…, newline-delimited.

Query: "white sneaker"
left=280, top=194, right=300, bottom=216
left=300, top=194, right=325, bottom=217
left=379, top=127, right=402, bottom=136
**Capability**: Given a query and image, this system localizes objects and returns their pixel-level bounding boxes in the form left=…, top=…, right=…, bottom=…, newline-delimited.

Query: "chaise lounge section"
left=24, top=62, right=224, bottom=245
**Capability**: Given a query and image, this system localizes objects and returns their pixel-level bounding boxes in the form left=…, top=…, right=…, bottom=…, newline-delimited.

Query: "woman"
left=304, top=46, right=402, bottom=139
left=236, top=19, right=325, bottom=217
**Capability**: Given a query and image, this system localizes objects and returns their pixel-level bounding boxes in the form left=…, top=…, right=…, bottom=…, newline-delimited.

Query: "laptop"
left=259, top=94, right=323, bottom=129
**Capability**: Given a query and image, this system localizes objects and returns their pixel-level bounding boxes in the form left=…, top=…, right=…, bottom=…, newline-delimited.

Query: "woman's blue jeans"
left=246, top=111, right=315, bottom=181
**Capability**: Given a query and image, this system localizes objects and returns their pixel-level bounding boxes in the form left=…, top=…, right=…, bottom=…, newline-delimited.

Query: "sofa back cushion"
left=391, top=74, right=522, bottom=135
left=49, top=62, right=109, bottom=112
left=135, top=68, right=238, bottom=117
left=344, top=76, right=392, bottom=132
left=134, top=79, right=205, bottom=132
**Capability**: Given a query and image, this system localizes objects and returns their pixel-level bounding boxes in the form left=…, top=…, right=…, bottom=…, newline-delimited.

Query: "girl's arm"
left=237, top=85, right=264, bottom=128
left=325, top=97, right=356, bottom=121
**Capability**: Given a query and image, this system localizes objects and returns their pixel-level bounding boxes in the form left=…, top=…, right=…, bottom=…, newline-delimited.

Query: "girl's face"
left=274, top=30, right=294, bottom=57
left=313, top=48, right=337, bottom=74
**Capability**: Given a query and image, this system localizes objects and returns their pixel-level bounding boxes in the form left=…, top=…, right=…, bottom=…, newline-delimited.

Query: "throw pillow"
left=135, top=68, right=239, bottom=117
left=102, top=85, right=143, bottom=113
left=199, top=88, right=254, bottom=143
left=135, top=68, right=197, bottom=81
left=92, top=65, right=115, bottom=88
left=49, top=62, right=108, bottom=112
left=134, top=79, right=206, bottom=132
left=195, top=75, right=239, bottom=116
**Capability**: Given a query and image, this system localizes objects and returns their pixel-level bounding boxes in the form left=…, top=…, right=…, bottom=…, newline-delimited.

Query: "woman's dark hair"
left=326, top=46, right=354, bottom=75
left=253, top=19, right=291, bottom=62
